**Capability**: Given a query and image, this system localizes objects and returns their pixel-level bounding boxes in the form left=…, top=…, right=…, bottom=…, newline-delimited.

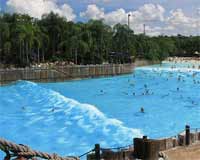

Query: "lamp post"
left=197, top=8, right=200, bottom=54
left=197, top=8, right=200, bottom=35
left=143, top=24, right=146, bottom=35
left=127, top=14, right=131, bottom=58
left=128, top=14, right=131, bottom=29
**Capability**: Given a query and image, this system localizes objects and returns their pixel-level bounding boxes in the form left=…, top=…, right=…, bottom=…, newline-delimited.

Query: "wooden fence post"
left=185, top=125, right=190, bottom=146
left=143, top=136, right=148, bottom=159
left=122, top=151, right=125, bottom=160
left=94, top=144, right=100, bottom=160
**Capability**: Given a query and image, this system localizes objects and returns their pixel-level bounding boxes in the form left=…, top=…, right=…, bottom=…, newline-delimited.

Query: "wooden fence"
left=133, top=125, right=200, bottom=160
left=0, top=64, right=134, bottom=85
left=85, top=125, right=200, bottom=160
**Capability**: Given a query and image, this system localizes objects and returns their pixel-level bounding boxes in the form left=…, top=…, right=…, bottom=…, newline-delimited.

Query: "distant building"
left=173, top=50, right=200, bottom=57
left=109, top=52, right=131, bottom=64
left=194, top=51, right=200, bottom=57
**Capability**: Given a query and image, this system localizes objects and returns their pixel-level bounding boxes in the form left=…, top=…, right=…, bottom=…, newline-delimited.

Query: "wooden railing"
left=0, top=64, right=134, bottom=85
left=0, top=125, right=199, bottom=160
left=87, top=125, right=200, bottom=160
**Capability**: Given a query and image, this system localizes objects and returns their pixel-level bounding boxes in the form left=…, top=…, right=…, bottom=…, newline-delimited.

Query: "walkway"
left=163, top=142, right=200, bottom=160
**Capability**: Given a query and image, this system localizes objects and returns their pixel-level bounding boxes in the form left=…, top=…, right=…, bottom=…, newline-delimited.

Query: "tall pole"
left=185, top=125, right=190, bottom=146
left=197, top=8, right=200, bottom=54
left=128, top=14, right=131, bottom=29
left=127, top=14, right=131, bottom=54
left=143, top=24, right=146, bottom=35
left=197, top=8, right=200, bottom=36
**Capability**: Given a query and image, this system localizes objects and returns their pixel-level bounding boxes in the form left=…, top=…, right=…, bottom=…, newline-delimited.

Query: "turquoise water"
left=1, top=62, right=200, bottom=158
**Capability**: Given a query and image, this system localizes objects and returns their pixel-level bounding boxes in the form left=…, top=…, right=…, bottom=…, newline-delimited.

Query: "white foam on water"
left=136, top=63, right=200, bottom=74
left=26, top=116, right=45, bottom=125
left=1, top=81, right=143, bottom=156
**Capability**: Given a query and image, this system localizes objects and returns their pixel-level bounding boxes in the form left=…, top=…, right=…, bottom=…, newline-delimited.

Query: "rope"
left=78, top=144, right=134, bottom=158
left=0, top=138, right=79, bottom=160
left=100, top=144, right=133, bottom=151
left=78, top=149, right=94, bottom=158
left=0, top=139, right=30, bottom=153
left=190, top=128, right=200, bottom=131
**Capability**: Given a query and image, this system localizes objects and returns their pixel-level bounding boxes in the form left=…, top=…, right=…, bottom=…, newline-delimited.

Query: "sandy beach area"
left=166, top=57, right=200, bottom=63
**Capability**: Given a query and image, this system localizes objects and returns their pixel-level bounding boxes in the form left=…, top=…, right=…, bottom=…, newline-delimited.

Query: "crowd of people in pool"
left=167, top=57, right=200, bottom=62
left=20, top=57, right=200, bottom=114
left=132, top=58, right=200, bottom=113
left=92, top=58, right=200, bottom=114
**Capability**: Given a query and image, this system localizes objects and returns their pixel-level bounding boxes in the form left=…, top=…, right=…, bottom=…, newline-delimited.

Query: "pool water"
left=1, top=61, right=200, bottom=158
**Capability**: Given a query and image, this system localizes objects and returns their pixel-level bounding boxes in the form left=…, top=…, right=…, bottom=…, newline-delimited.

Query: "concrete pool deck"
left=162, top=142, right=200, bottom=160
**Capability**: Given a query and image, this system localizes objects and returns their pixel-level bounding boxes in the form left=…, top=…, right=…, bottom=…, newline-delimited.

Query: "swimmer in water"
left=123, top=92, right=128, bottom=95
left=140, top=107, right=144, bottom=113
left=192, top=101, right=195, bottom=105
left=145, top=89, right=149, bottom=95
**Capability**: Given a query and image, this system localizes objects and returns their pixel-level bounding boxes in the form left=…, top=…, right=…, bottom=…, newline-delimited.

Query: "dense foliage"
left=0, top=12, right=200, bottom=66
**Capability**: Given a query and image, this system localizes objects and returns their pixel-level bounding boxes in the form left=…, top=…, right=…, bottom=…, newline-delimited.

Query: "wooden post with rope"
left=185, top=125, right=190, bottom=146
left=94, top=144, right=100, bottom=160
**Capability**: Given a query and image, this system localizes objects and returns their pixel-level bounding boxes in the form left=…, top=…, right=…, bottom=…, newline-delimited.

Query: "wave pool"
left=1, top=61, right=200, bottom=158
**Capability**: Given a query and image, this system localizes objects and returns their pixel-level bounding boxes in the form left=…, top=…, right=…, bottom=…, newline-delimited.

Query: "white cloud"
left=104, top=8, right=127, bottom=25
left=132, top=4, right=165, bottom=22
left=165, top=9, right=199, bottom=35
left=80, top=3, right=165, bottom=25
left=6, top=0, right=76, bottom=20
left=128, top=4, right=165, bottom=34
left=82, top=0, right=112, bottom=3
left=80, top=3, right=200, bottom=36
left=80, top=4, right=104, bottom=20
left=80, top=3, right=165, bottom=35
left=5, top=0, right=200, bottom=36
left=167, top=9, right=194, bottom=26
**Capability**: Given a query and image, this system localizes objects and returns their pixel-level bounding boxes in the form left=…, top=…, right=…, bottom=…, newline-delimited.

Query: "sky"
left=0, top=0, right=200, bottom=36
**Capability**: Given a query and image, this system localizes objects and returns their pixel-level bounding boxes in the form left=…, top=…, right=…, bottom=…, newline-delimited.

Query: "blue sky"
left=0, top=0, right=200, bottom=35
left=1, top=0, right=199, bottom=16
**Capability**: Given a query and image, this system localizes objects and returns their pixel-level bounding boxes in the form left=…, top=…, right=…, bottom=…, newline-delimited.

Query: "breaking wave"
left=0, top=81, right=142, bottom=157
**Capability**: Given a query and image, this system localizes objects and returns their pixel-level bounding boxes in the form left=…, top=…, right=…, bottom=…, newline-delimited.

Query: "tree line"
left=0, top=12, right=200, bottom=67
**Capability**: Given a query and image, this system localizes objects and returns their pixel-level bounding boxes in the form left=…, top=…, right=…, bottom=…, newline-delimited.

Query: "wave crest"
left=0, top=81, right=142, bottom=156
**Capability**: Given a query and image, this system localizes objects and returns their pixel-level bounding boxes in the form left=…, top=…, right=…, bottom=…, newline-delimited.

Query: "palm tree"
left=15, top=24, right=26, bottom=64
left=24, top=23, right=35, bottom=64
left=0, top=21, right=10, bottom=63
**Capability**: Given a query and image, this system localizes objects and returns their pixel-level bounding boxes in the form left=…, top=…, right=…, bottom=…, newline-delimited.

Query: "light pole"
left=128, top=14, right=131, bottom=29
left=143, top=24, right=146, bottom=35
left=127, top=14, right=131, bottom=58
left=197, top=8, right=200, bottom=54
left=197, top=8, right=200, bottom=35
